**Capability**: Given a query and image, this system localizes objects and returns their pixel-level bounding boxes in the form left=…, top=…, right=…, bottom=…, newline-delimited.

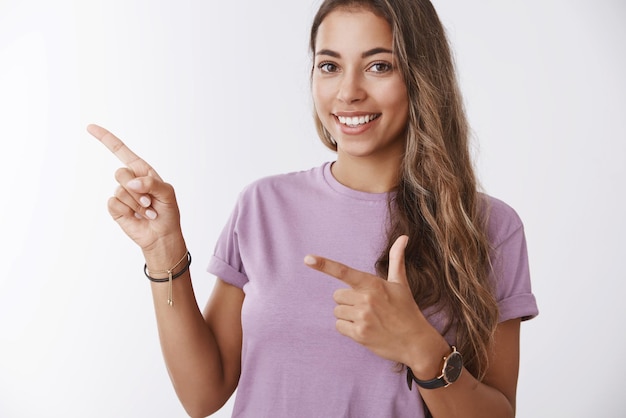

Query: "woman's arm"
left=305, top=235, right=522, bottom=418
left=417, top=318, right=520, bottom=418
left=151, top=273, right=243, bottom=418
left=88, top=124, right=243, bottom=417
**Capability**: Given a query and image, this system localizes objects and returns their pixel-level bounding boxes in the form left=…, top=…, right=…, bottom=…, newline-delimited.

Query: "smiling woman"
left=3, top=0, right=625, bottom=416
left=87, top=1, right=538, bottom=417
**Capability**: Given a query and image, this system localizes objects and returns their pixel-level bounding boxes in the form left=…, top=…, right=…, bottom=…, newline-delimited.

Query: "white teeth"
left=337, top=114, right=378, bottom=126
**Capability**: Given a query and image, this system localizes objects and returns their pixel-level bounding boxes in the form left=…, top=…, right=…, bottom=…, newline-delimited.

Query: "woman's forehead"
left=315, top=9, right=393, bottom=55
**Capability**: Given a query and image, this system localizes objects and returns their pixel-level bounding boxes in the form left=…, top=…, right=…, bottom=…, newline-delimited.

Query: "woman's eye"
left=318, top=62, right=338, bottom=73
left=369, top=62, right=392, bottom=73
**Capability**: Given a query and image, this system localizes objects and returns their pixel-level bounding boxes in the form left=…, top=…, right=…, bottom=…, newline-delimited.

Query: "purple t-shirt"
left=208, top=162, right=538, bottom=417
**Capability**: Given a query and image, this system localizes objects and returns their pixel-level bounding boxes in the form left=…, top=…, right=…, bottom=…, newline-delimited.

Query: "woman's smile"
left=334, top=112, right=382, bottom=134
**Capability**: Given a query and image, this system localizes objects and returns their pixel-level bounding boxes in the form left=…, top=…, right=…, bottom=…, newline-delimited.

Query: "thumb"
left=387, top=235, right=409, bottom=286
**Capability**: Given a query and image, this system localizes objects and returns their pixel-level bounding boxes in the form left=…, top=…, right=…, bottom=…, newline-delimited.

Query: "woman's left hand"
left=304, top=235, right=448, bottom=370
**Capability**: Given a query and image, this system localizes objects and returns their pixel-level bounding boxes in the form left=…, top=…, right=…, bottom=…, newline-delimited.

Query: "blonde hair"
left=310, top=0, right=498, bottom=380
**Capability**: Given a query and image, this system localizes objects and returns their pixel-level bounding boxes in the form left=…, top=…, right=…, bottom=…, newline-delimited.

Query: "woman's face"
left=312, top=8, right=409, bottom=163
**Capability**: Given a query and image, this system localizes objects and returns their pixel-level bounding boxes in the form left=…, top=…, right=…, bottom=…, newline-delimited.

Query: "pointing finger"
left=87, top=124, right=141, bottom=166
left=87, top=124, right=162, bottom=181
left=304, top=255, right=374, bottom=289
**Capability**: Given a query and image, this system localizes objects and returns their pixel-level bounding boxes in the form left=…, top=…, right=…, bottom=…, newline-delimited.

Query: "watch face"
left=444, top=352, right=463, bottom=383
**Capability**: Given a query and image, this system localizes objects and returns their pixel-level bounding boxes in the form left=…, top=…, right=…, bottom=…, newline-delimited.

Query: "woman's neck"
left=331, top=153, right=401, bottom=193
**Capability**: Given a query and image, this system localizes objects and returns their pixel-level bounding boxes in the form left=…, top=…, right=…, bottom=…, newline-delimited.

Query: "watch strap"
left=406, top=346, right=461, bottom=390
left=406, top=366, right=447, bottom=390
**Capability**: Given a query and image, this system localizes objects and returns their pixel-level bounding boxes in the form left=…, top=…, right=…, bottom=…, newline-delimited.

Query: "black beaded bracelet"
left=143, top=251, right=192, bottom=306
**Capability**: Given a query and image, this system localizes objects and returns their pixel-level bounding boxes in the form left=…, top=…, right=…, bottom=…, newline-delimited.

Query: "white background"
left=1, top=0, right=625, bottom=417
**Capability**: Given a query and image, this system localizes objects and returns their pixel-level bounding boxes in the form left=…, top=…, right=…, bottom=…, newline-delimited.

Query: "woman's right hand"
left=87, top=124, right=184, bottom=257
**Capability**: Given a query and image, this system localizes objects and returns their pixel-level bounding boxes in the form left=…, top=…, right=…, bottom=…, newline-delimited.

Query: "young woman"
left=89, top=0, right=538, bottom=416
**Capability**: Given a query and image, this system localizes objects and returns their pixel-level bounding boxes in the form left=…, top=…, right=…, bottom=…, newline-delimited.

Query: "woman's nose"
left=336, top=71, right=366, bottom=104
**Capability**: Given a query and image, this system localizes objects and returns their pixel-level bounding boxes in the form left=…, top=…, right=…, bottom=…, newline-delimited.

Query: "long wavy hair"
left=310, top=0, right=499, bottom=381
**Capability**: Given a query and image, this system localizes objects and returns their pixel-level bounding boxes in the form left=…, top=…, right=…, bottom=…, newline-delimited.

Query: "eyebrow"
left=315, top=47, right=393, bottom=58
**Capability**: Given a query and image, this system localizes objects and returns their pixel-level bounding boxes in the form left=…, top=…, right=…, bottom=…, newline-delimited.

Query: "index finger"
left=304, top=255, right=375, bottom=289
left=87, top=124, right=142, bottom=166
left=87, top=124, right=161, bottom=180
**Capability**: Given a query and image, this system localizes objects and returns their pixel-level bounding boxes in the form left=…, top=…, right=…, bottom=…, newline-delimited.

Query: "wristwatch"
left=406, top=346, right=463, bottom=390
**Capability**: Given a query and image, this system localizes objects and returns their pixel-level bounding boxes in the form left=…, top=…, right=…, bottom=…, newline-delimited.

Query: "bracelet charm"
left=144, top=251, right=192, bottom=306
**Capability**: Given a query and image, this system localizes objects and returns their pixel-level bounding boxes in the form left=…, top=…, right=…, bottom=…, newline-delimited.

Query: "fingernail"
left=304, top=255, right=316, bottom=266
left=145, top=209, right=157, bottom=220
left=127, top=179, right=141, bottom=191
left=139, top=196, right=151, bottom=207
left=134, top=212, right=142, bottom=219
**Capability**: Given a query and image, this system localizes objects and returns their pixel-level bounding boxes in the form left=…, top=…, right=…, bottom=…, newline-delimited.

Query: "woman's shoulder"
left=478, top=193, right=525, bottom=247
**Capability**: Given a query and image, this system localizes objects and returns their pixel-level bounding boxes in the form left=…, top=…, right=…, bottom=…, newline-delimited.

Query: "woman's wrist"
left=406, top=335, right=452, bottom=380
left=142, top=234, right=188, bottom=272
left=142, top=236, right=190, bottom=307
left=144, top=251, right=191, bottom=280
